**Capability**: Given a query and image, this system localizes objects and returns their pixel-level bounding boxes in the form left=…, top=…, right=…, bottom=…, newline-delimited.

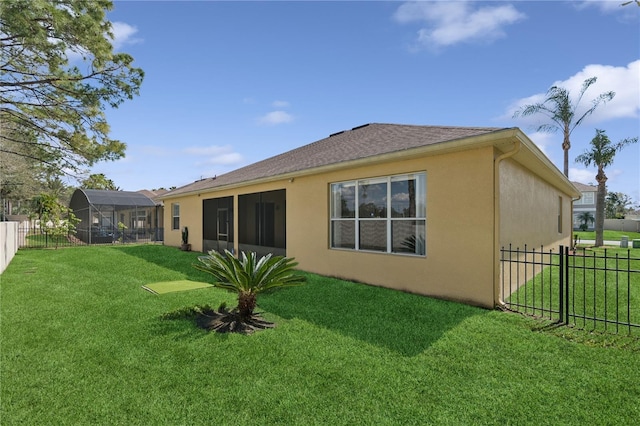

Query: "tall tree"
left=0, top=0, right=144, bottom=176
left=81, top=173, right=119, bottom=190
left=513, top=77, right=615, bottom=177
left=605, top=192, right=634, bottom=219
left=575, top=129, right=638, bottom=246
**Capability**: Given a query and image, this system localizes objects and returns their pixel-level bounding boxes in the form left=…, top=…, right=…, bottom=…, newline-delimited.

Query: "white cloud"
left=392, top=192, right=410, bottom=202
left=110, top=22, right=141, bottom=50
left=569, top=167, right=597, bottom=185
left=576, top=0, right=640, bottom=14
left=393, top=1, right=526, bottom=50
left=570, top=166, right=629, bottom=188
left=258, top=110, right=294, bottom=125
left=197, top=153, right=244, bottom=166
left=64, top=21, right=140, bottom=62
left=525, top=131, right=556, bottom=158
left=508, top=60, right=640, bottom=126
left=272, top=100, right=290, bottom=108
left=184, top=145, right=243, bottom=166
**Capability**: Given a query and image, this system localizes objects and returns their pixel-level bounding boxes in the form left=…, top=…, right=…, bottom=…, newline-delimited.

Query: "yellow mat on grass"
left=142, top=280, right=213, bottom=295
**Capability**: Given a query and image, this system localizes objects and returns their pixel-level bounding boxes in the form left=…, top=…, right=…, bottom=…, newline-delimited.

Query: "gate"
left=500, top=245, right=640, bottom=335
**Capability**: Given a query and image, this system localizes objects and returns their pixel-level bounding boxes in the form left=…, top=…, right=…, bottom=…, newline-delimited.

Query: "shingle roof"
left=571, top=181, right=597, bottom=192
left=137, top=189, right=169, bottom=204
left=164, top=123, right=507, bottom=197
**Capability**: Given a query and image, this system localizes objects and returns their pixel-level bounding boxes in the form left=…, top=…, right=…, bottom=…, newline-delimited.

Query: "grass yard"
left=573, top=230, right=640, bottom=242
left=506, top=247, right=640, bottom=334
left=1, top=245, right=639, bottom=425
left=24, top=232, right=75, bottom=248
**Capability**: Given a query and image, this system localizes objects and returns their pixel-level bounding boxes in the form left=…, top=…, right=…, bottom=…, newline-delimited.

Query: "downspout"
left=493, top=140, right=521, bottom=308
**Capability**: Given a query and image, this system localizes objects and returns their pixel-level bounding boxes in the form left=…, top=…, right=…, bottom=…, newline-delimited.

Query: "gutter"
left=493, top=140, right=521, bottom=308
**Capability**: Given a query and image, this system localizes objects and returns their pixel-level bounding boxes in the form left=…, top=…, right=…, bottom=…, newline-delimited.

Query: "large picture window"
left=330, top=172, right=426, bottom=256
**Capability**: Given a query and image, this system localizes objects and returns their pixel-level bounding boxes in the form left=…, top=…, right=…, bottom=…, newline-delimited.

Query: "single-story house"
left=160, top=123, right=580, bottom=308
left=69, top=189, right=164, bottom=244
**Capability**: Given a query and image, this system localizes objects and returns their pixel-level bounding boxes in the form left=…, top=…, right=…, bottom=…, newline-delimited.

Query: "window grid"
left=171, top=203, right=180, bottom=230
left=330, top=173, right=426, bottom=256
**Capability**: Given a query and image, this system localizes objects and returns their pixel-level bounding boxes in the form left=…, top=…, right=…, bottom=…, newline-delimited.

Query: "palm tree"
left=193, top=250, right=306, bottom=332
left=513, top=77, right=615, bottom=177
left=576, top=211, right=595, bottom=231
left=575, top=129, right=638, bottom=246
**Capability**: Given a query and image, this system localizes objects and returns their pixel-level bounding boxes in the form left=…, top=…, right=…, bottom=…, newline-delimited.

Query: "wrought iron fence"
left=17, top=221, right=164, bottom=249
left=500, top=244, right=640, bottom=335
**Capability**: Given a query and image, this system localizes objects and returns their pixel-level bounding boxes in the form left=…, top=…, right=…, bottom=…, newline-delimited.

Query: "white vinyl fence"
left=1, top=221, right=19, bottom=274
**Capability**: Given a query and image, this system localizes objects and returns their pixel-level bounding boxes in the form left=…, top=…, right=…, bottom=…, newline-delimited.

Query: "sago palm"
left=194, top=250, right=306, bottom=320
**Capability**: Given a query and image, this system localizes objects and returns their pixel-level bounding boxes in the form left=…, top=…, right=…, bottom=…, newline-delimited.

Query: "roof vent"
left=329, top=130, right=345, bottom=137
left=351, top=123, right=370, bottom=131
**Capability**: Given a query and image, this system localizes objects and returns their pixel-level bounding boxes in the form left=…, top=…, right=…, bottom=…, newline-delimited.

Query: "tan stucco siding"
left=286, top=146, right=497, bottom=307
left=162, top=143, right=575, bottom=309
left=164, top=194, right=203, bottom=249
left=499, top=158, right=573, bottom=251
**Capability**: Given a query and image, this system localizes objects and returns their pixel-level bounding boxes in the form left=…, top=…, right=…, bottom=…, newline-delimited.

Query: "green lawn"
left=506, top=247, right=640, bottom=334
left=24, top=232, right=74, bottom=248
left=574, top=230, right=640, bottom=242
left=2, top=245, right=639, bottom=425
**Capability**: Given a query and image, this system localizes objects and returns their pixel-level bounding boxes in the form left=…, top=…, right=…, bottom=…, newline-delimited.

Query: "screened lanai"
left=69, top=189, right=163, bottom=244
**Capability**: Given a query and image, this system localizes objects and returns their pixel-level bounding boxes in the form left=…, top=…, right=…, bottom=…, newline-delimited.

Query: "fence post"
left=559, top=245, right=564, bottom=324
left=564, top=246, right=570, bottom=325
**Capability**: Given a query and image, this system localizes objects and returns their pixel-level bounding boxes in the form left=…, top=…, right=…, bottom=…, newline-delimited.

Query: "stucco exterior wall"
left=287, top=146, right=497, bottom=307
left=499, top=158, right=573, bottom=250
left=165, top=146, right=498, bottom=308
left=165, top=194, right=204, bottom=249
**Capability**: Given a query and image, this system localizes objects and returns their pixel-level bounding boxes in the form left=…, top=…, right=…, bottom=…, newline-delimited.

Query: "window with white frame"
left=171, top=203, right=180, bottom=230
left=575, top=192, right=595, bottom=205
left=330, top=172, right=426, bottom=256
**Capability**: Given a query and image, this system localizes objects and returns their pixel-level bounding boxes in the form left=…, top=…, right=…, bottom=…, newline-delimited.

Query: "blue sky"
left=94, top=1, right=639, bottom=203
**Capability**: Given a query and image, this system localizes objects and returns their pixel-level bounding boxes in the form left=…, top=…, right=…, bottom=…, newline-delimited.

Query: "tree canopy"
left=0, top=0, right=144, bottom=176
left=513, top=77, right=614, bottom=177
left=81, top=173, right=119, bottom=190
left=605, top=191, right=636, bottom=219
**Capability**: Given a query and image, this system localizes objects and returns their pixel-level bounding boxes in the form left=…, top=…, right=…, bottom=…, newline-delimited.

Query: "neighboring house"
left=571, top=182, right=597, bottom=231
left=137, top=189, right=168, bottom=241
left=160, top=123, right=580, bottom=308
left=69, top=189, right=163, bottom=244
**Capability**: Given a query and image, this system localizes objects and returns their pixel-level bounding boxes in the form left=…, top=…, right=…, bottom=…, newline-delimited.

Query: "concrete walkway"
left=577, top=239, right=637, bottom=248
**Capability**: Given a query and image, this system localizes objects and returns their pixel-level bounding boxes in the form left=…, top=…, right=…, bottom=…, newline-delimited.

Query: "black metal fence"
left=17, top=222, right=164, bottom=249
left=500, top=244, right=640, bottom=335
